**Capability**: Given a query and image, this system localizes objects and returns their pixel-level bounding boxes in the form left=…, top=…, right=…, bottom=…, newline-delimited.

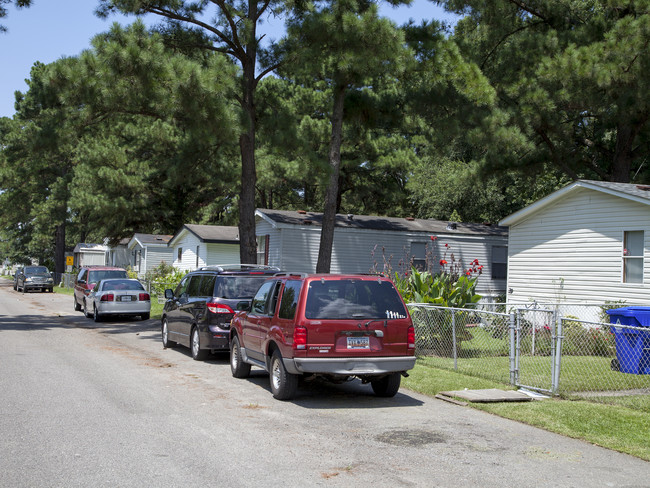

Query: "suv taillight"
left=139, top=293, right=150, bottom=301
left=101, top=294, right=114, bottom=302
left=407, top=325, right=415, bottom=349
left=207, top=301, right=234, bottom=314
left=293, top=326, right=307, bottom=350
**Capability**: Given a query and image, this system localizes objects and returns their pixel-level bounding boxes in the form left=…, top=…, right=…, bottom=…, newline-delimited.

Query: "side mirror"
left=78, top=279, right=86, bottom=285
left=164, top=289, right=174, bottom=299
left=236, top=300, right=251, bottom=312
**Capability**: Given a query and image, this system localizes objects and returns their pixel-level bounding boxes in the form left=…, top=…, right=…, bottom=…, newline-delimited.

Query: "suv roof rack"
left=273, top=272, right=309, bottom=278
left=197, top=264, right=281, bottom=272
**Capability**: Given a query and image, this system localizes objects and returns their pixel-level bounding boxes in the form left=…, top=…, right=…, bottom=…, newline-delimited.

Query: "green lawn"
left=405, top=362, right=650, bottom=461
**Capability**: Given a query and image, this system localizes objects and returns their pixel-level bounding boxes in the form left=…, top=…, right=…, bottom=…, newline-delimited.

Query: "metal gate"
left=512, top=306, right=559, bottom=394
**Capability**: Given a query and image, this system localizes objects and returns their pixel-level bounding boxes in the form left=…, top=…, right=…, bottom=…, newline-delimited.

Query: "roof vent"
left=297, top=210, right=307, bottom=214
left=636, top=185, right=650, bottom=191
left=347, top=214, right=354, bottom=220
left=446, top=222, right=457, bottom=230
left=405, top=217, right=415, bottom=221
left=304, top=220, right=313, bottom=225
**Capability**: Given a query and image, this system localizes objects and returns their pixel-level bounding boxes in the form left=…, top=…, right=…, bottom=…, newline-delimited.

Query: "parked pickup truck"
left=229, top=273, right=416, bottom=400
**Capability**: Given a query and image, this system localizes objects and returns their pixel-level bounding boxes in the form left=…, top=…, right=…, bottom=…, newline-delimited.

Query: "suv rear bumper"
left=285, top=356, right=416, bottom=376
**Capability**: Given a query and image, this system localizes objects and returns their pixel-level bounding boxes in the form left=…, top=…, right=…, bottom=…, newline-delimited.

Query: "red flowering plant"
left=371, top=238, right=482, bottom=308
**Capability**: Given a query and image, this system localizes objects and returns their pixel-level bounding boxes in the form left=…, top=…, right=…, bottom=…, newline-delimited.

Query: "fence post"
left=552, top=313, right=564, bottom=395
left=451, top=308, right=458, bottom=370
left=509, top=311, right=517, bottom=385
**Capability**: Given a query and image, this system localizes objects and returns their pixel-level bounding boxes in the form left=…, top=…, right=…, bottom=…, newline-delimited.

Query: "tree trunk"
left=611, top=123, right=633, bottom=183
left=54, top=223, right=65, bottom=285
left=316, top=84, right=346, bottom=274
left=238, top=47, right=258, bottom=265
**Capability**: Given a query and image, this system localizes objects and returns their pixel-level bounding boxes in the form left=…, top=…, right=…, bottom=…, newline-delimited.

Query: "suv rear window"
left=88, top=270, right=128, bottom=283
left=305, top=279, right=407, bottom=320
left=214, top=276, right=269, bottom=299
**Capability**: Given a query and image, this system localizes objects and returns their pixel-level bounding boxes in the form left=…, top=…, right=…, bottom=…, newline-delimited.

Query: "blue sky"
left=0, top=0, right=458, bottom=118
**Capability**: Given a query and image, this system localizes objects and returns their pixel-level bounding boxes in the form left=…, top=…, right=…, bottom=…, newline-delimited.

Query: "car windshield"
left=214, top=276, right=270, bottom=299
left=101, top=280, right=144, bottom=291
left=24, top=266, right=49, bottom=274
left=88, top=270, right=127, bottom=283
left=305, top=279, right=407, bottom=320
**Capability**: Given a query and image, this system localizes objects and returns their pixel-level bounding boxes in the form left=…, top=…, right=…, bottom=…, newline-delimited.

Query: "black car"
left=161, top=264, right=282, bottom=360
left=15, top=265, right=54, bottom=293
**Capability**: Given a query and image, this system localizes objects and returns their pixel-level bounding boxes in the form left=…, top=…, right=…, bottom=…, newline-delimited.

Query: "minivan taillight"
left=101, top=294, right=114, bottom=302
left=293, top=326, right=307, bottom=350
left=139, top=293, right=150, bottom=301
left=207, top=301, right=234, bottom=314
left=407, top=325, right=415, bottom=349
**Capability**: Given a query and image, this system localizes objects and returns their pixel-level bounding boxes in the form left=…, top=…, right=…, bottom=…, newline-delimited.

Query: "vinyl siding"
left=206, top=244, right=240, bottom=266
left=507, top=187, right=650, bottom=305
left=258, top=221, right=507, bottom=298
left=173, top=233, right=201, bottom=272
left=145, top=247, right=174, bottom=273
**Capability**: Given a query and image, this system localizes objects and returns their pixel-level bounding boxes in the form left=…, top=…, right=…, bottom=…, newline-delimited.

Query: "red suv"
left=230, top=273, right=416, bottom=400
left=73, top=266, right=129, bottom=313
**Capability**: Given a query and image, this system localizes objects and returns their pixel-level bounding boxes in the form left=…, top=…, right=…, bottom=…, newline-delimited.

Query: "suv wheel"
left=230, top=336, right=251, bottom=378
left=270, top=350, right=298, bottom=400
left=191, top=328, right=209, bottom=361
left=161, top=319, right=176, bottom=348
left=370, top=372, right=401, bottom=397
left=74, top=296, right=82, bottom=312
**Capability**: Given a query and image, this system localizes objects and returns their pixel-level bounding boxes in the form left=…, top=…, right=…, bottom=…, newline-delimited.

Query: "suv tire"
left=270, top=350, right=298, bottom=401
left=161, top=318, right=176, bottom=348
left=370, top=372, right=401, bottom=397
left=191, top=328, right=209, bottom=361
left=230, top=336, right=251, bottom=378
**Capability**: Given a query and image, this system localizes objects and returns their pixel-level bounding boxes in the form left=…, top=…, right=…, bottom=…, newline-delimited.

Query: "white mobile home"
left=127, top=233, right=174, bottom=277
left=169, top=224, right=240, bottom=272
left=73, top=243, right=108, bottom=268
left=255, top=209, right=508, bottom=300
left=499, top=180, right=650, bottom=306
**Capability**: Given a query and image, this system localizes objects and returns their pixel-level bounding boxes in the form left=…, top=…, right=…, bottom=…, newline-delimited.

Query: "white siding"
left=80, top=251, right=106, bottom=266
left=173, top=233, right=202, bottom=272
left=507, top=187, right=650, bottom=305
left=256, top=220, right=282, bottom=267
left=145, top=247, right=174, bottom=273
left=206, top=244, right=240, bottom=265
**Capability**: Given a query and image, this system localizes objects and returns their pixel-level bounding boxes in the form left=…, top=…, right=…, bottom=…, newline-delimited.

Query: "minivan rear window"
left=305, top=279, right=407, bottom=320
left=215, top=276, right=269, bottom=299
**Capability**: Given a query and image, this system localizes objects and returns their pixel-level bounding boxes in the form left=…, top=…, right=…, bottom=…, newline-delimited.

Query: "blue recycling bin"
left=606, top=307, right=650, bottom=374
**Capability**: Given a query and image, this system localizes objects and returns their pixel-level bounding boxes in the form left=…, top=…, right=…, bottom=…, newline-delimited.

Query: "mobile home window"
left=491, top=246, right=507, bottom=280
left=177, top=247, right=182, bottom=262
left=411, top=242, right=426, bottom=271
left=623, top=231, right=644, bottom=283
left=196, top=245, right=200, bottom=268
left=257, top=235, right=269, bottom=265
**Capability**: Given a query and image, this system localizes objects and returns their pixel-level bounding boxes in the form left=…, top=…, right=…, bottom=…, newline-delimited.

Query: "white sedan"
left=85, top=278, right=151, bottom=322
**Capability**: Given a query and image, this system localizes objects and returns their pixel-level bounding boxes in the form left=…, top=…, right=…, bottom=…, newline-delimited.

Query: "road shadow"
left=240, top=370, right=424, bottom=408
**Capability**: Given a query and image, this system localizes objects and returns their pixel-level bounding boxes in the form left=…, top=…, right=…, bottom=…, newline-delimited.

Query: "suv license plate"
left=347, top=336, right=370, bottom=349
left=119, top=296, right=132, bottom=302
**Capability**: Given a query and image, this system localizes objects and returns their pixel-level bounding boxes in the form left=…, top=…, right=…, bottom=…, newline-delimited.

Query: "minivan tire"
left=370, top=372, right=401, bottom=397
left=74, top=296, right=82, bottom=312
left=270, top=350, right=298, bottom=401
left=230, top=336, right=251, bottom=378
left=161, top=318, right=176, bottom=348
left=191, top=328, right=209, bottom=361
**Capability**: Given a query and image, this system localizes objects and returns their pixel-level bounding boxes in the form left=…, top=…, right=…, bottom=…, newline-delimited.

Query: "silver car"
left=85, top=278, right=151, bottom=322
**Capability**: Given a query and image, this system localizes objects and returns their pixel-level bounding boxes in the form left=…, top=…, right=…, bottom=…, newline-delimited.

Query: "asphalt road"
left=0, top=280, right=648, bottom=488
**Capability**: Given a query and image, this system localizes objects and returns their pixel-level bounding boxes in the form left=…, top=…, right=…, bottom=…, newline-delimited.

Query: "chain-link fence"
left=407, top=303, right=650, bottom=411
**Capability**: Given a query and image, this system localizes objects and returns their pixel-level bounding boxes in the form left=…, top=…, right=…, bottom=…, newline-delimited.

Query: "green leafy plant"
left=144, top=262, right=187, bottom=298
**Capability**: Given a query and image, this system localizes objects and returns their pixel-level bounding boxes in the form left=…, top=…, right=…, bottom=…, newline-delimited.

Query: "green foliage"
left=144, top=262, right=187, bottom=297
